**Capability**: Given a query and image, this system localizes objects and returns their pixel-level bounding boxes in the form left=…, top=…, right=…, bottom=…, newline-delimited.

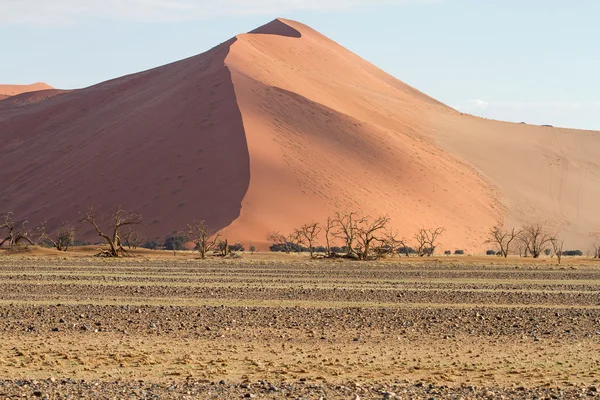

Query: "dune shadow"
left=249, top=19, right=302, bottom=38
left=0, top=38, right=251, bottom=242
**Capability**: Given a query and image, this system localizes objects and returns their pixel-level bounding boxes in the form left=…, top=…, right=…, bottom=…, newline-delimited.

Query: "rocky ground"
left=0, top=255, right=599, bottom=399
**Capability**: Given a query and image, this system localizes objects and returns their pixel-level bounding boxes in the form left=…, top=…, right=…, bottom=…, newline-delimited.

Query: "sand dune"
left=0, top=19, right=598, bottom=251
left=0, top=40, right=249, bottom=242
left=0, top=83, right=53, bottom=97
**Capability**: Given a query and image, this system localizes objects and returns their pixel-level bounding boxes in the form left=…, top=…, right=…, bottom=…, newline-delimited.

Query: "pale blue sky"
left=1, top=0, right=598, bottom=130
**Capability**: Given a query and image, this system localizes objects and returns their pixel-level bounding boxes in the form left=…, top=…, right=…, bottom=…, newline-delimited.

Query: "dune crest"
left=1, top=19, right=598, bottom=251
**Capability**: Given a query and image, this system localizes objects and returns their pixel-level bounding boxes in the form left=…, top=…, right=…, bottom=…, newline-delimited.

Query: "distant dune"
left=0, top=82, right=54, bottom=97
left=1, top=19, right=598, bottom=252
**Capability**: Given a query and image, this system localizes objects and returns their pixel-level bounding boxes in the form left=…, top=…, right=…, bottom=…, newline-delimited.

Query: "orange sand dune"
left=0, top=83, right=53, bottom=97
left=0, top=19, right=598, bottom=252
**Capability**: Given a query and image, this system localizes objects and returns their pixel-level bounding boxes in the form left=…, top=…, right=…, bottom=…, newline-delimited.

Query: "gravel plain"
left=0, top=255, right=599, bottom=399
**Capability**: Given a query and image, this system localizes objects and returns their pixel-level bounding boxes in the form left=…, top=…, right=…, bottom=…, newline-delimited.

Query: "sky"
left=1, top=0, right=599, bottom=130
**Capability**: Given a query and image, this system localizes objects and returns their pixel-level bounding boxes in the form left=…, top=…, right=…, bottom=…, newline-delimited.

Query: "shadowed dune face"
left=0, top=39, right=250, bottom=241
left=0, top=89, right=69, bottom=110
left=249, top=18, right=302, bottom=38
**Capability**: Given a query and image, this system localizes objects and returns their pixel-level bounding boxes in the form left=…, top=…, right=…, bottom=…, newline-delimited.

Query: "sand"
left=0, top=18, right=598, bottom=252
left=0, top=82, right=53, bottom=97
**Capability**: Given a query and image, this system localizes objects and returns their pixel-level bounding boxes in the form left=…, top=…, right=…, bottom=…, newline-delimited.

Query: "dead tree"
left=485, top=226, right=522, bottom=258
left=375, top=229, right=404, bottom=259
left=334, top=212, right=360, bottom=257
left=414, top=227, right=445, bottom=257
left=123, top=227, right=142, bottom=250
left=0, top=213, right=34, bottom=250
left=324, top=216, right=337, bottom=256
left=295, top=222, right=322, bottom=258
left=591, top=232, right=600, bottom=259
left=80, top=207, right=142, bottom=257
left=520, top=224, right=554, bottom=258
left=392, top=235, right=412, bottom=257
left=187, top=221, right=220, bottom=260
left=551, top=237, right=564, bottom=265
left=426, top=227, right=445, bottom=256
left=37, top=221, right=75, bottom=252
left=267, top=231, right=297, bottom=254
left=216, top=239, right=229, bottom=257
left=414, top=229, right=428, bottom=257
left=355, top=215, right=390, bottom=261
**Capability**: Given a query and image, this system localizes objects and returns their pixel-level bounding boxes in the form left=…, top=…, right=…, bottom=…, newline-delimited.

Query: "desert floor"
left=0, top=251, right=599, bottom=399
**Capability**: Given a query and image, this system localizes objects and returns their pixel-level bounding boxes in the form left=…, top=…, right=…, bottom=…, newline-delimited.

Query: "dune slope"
left=0, top=18, right=598, bottom=251
left=0, top=40, right=250, bottom=241
left=222, top=19, right=500, bottom=250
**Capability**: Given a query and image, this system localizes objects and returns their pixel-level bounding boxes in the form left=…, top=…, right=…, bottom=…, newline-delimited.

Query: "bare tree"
left=0, top=213, right=34, bottom=250
left=551, top=237, right=564, bottom=265
left=123, top=227, right=142, bottom=250
left=394, top=236, right=412, bottom=257
left=80, top=207, right=142, bottom=257
left=375, top=229, right=405, bottom=259
left=515, top=239, right=527, bottom=258
left=355, top=215, right=390, bottom=261
left=324, top=216, right=337, bottom=256
left=414, top=229, right=428, bottom=257
left=267, top=231, right=297, bottom=254
left=425, top=227, right=445, bottom=256
left=187, top=221, right=220, bottom=260
left=295, top=222, right=322, bottom=259
left=414, top=227, right=445, bottom=257
left=334, top=212, right=360, bottom=257
left=38, top=221, right=76, bottom=252
left=591, top=232, right=600, bottom=259
left=485, top=226, right=522, bottom=258
left=216, top=239, right=229, bottom=257
left=520, top=224, right=554, bottom=258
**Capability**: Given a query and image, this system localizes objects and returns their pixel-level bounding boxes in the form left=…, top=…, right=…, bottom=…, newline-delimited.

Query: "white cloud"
left=0, top=0, right=438, bottom=25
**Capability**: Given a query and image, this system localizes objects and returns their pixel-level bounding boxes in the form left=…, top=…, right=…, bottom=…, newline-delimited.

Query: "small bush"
left=164, top=233, right=187, bottom=251
left=142, top=240, right=160, bottom=250
left=330, top=246, right=348, bottom=254
left=270, top=242, right=308, bottom=253
left=486, top=250, right=497, bottom=256
left=444, top=250, right=452, bottom=255
left=561, top=250, right=583, bottom=257
left=454, top=250, right=465, bottom=255
left=228, top=242, right=245, bottom=252
left=398, top=246, right=417, bottom=255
